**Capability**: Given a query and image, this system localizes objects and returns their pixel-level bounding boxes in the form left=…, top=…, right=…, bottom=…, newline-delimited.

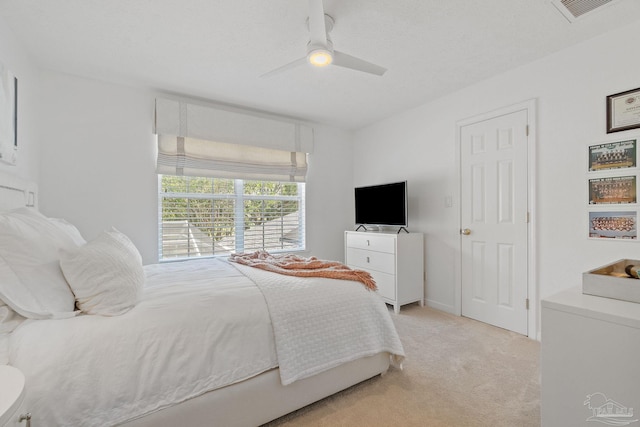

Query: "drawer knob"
left=366, top=240, right=370, bottom=246
left=366, top=256, right=370, bottom=263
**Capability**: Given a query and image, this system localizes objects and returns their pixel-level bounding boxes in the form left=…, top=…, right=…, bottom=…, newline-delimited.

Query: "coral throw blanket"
left=229, top=250, right=377, bottom=291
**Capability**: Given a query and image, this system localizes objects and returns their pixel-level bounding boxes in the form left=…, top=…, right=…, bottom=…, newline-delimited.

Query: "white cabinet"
left=0, top=365, right=29, bottom=427
left=345, top=231, right=424, bottom=314
left=541, top=287, right=640, bottom=426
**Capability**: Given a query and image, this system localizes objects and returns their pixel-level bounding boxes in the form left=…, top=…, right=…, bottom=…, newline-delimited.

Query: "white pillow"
left=60, top=228, right=144, bottom=316
left=49, top=217, right=87, bottom=246
left=0, top=208, right=79, bottom=319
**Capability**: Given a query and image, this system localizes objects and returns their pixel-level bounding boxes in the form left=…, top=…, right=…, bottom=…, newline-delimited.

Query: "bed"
left=0, top=171, right=404, bottom=427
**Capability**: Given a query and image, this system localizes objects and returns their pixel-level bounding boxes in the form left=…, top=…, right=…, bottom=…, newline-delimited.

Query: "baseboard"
left=425, top=299, right=455, bottom=314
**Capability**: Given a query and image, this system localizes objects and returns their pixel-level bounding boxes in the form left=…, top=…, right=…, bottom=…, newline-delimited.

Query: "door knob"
left=461, top=228, right=471, bottom=235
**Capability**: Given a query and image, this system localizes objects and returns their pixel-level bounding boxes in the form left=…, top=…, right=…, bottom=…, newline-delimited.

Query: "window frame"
left=158, top=176, right=306, bottom=261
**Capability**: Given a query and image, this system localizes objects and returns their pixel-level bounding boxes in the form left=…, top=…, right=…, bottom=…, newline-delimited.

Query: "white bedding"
left=234, top=263, right=405, bottom=385
left=0, top=335, right=8, bottom=365
left=7, top=257, right=403, bottom=427
left=9, top=259, right=278, bottom=427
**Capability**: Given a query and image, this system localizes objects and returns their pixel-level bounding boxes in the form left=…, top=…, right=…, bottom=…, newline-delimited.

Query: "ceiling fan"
left=261, top=0, right=387, bottom=78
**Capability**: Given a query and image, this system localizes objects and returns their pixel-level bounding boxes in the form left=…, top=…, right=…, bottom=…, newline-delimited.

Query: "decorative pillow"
left=59, top=228, right=144, bottom=316
left=49, top=217, right=87, bottom=246
left=0, top=208, right=79, bottom=319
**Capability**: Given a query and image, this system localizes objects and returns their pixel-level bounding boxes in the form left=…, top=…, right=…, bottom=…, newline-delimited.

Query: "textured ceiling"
left=1, top=0, right=640, bottom=129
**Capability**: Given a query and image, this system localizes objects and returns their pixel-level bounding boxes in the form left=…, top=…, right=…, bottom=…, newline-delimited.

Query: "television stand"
left=354, top=225, right=409, bottom=234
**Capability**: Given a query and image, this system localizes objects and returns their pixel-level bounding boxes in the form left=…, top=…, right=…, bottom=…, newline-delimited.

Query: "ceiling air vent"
left=551, top=0, right=622, bottom=22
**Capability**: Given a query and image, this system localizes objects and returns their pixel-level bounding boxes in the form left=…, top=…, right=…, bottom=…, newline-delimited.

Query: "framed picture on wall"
left=589, top=210, right=637, bottom=240
left=588, top=139, right=636, bottom=171
left=0, top=61, right=17, bottom=165
left=589, top=175, right=636, bottom=205
left=607, top=87, right=640, bottom=134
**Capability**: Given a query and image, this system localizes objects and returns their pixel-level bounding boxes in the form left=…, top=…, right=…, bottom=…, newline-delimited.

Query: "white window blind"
left=154, top=98, right=314, bottom=182
left=156, top=135, right=309, bottom=182
left=159, top=175, right=305, bottom=260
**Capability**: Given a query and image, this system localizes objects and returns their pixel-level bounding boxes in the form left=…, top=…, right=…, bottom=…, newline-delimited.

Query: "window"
left=159, top=175, right=305, bottom=260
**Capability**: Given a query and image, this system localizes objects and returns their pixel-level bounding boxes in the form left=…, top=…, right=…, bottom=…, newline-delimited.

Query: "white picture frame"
left=587, top=137, right=640, bottom=240
left=0, top=62, right=17, bottom=165
left=588, top=210, right=637, bottom=240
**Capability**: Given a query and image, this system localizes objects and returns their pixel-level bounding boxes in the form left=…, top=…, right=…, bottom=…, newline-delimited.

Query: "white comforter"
left=8, top=258, right=404, bottom=426
left=9, top=259, right=277, bottom=427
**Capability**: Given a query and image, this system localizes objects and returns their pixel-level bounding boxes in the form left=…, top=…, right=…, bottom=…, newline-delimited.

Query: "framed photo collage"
left=588, top=137, right=639, bottom=240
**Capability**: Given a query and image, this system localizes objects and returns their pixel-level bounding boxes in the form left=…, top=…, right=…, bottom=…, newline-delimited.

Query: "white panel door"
left=460, top=109, right=528, bottom=335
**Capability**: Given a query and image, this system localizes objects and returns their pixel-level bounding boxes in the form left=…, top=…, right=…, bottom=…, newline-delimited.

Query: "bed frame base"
left=121, top=353, right=389, bottom=427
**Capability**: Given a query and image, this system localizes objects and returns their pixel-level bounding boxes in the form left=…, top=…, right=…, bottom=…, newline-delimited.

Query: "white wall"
left=38, top=73, right=158, bottom=263
left=304, top=125, right=355, bottom=261
left=0, top=17, right=40, bottom=183
left=354, top=19, right=640, bottom=331
left=37, top=71, right=354, bottom=264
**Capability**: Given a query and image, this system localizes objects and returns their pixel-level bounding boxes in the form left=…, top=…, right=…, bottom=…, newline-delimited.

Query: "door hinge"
left=526, top=125, right=529, bottom=136
left=526, top=212, right=530, bottom=223
left=526, top=298, right=530, bottom=310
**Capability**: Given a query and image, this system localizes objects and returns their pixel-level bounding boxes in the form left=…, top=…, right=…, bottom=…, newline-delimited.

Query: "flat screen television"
left=354, top=181, right=407, bottom=227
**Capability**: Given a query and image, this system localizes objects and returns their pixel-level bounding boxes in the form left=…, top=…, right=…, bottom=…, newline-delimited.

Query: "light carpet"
left=264, top=304, right=540, bottom=426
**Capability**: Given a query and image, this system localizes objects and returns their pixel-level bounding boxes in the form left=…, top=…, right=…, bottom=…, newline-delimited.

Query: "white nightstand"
left=0, top=365, right=29, bottom=427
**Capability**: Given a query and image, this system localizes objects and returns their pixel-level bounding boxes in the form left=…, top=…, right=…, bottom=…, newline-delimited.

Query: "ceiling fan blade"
left=332, top=51, right=387, bottom=76
left=307, top=0, right=327, bottom=48
left=260, top=57, right=307, bottom=78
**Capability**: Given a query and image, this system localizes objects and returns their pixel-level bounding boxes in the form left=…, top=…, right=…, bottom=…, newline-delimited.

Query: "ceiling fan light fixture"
left=261, top=1, right=386, bottom=77
left=308, top=48, right=333, bottom=67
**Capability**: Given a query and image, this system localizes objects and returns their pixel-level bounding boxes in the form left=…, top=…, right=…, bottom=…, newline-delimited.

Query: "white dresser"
left=345, top=231, right=424, bottom=314
left=541, top=287, right=640, bottom=426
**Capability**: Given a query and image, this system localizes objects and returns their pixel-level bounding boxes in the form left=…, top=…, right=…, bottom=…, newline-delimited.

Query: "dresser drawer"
left=371, top=270, right=395, bottom=301
left=346, top=247, right=395, bottom=274
left=346, top=233, right=396, bottom=254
